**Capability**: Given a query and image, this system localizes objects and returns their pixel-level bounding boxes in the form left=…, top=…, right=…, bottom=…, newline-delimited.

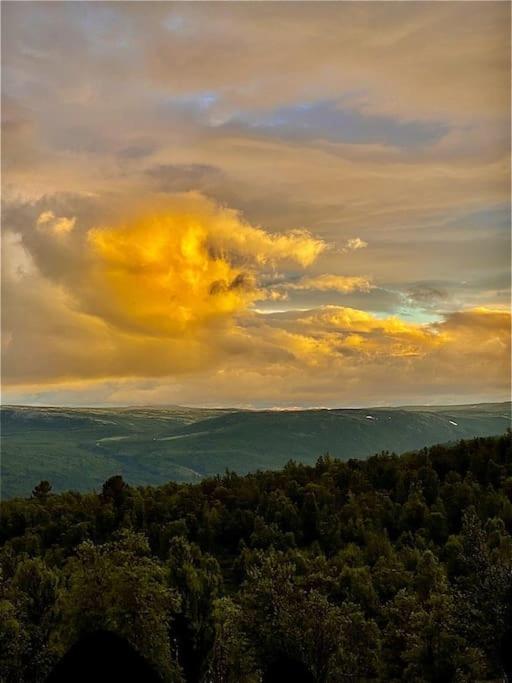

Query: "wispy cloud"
left=279, top=274, right=372, bottom=294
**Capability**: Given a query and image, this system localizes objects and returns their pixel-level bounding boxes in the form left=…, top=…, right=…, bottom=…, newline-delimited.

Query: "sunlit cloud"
left=83, top=195, right=325, bottom=335
left=280, top=275, right=372, bottom=293
left=37, top=210, right=76, bottom=235
left=3, top=298, right=509, bottom=407
left=343, top=238, right=368, bottom=252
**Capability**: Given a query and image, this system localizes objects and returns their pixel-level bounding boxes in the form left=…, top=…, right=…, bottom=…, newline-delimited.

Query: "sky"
left=1, top=1, right=511, bottom=408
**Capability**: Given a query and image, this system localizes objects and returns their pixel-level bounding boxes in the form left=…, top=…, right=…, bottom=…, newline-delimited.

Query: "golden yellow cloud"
left=269, top=307, right=448, bottom=366
left=84, top=195, right=326, bottom=336
left=301, top=306, right=447, bottom=344
left=286, top=306, right=510, bottom=372
left=283, top=275, right=372, bottom=293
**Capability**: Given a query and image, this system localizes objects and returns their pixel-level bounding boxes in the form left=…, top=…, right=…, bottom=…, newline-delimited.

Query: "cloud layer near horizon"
left=1, top=2, right=510, bottom=407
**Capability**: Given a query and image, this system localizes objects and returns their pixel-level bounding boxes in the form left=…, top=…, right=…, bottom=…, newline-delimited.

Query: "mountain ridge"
left=2, top=402, right=510, bottom=499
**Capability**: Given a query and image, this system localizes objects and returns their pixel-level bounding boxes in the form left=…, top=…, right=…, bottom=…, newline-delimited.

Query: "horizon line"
left=2, top=399, right=511, bottom=412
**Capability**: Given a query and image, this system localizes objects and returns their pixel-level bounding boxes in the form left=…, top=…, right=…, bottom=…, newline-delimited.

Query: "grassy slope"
left=1, top=403, right=510, bottom=499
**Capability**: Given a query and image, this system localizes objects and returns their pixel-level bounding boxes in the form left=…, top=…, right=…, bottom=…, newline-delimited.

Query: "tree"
left=100, top=475, right=128, bottom=506
left=239, top=552, right=380, bottom=682
left=453, top=509, right=512, bottom=677
left=166, top=536, right=222, bottom=682
left=0, top=599, right=26, bottom=683
left=32, top=481, right=52, bottom=502
left=208, top=598, right=259, bottom=683
left=55, top=530, right=183, bottom=683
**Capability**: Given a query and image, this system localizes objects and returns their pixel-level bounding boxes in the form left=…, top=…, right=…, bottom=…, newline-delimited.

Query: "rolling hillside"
left=1, top=402, right=510, bottom=499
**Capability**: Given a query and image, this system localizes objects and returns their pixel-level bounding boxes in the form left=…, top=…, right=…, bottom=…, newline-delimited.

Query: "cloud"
left=37, top=210, right=76, bottom=235
left=1, top=3, right=509, bottom=406
left=343, top=238, right=368, bottom=252
left=82, top=194, right=325, bottom=336
left=2, top=192, right=509, bottom=406
left=280, top=274, right=372, bottom=293
left=146, top=163, right=225, bottom=193
left=2, top=3, right=508, bottom=228
left=3, top=300, right=509, bottom=407
left=137, top=2, right=509, bottom=123
left=3, top=193, right=327, bottom=341
left=282, top=306, right=449, bottom=360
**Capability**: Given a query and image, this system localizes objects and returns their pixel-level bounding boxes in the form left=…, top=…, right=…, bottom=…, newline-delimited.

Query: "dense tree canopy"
left=1, top=433, right=511, bottom=682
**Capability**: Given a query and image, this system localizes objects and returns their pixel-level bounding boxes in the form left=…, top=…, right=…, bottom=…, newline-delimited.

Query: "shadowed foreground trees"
left=0, top=433, right=511, bottom=682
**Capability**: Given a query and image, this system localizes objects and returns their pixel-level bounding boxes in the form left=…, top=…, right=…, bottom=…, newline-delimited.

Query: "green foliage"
left=238, top=552, right=379, bottom=681
left=54, top=530, right=182, bottom=682
left=166, top=536, right=222, bottom=681
left=0, top=432, right=511, bottom=681
left=209, top=597, right=259, bottom=683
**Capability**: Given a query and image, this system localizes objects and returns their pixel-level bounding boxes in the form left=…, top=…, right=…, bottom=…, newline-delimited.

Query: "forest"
left=1, top=432, right=511, bottom=682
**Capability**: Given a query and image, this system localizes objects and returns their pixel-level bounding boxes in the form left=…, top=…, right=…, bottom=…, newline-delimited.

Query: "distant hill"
left=1, top=402, right=510, bottom=499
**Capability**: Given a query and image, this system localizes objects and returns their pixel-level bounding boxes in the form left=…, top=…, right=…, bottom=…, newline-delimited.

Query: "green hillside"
left=1, top=402, right=510, bottom=499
